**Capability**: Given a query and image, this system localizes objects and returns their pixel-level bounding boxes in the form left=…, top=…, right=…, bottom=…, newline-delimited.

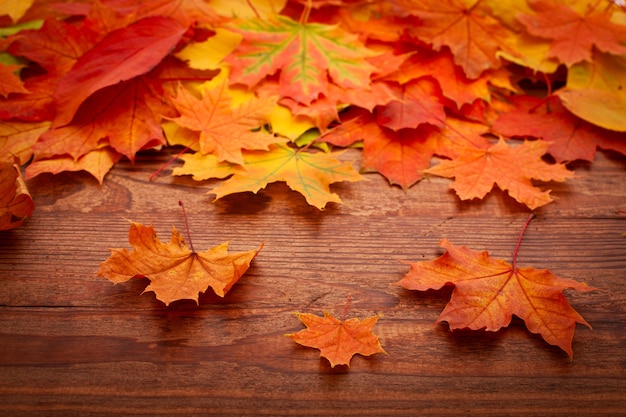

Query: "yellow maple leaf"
left=210, top=143, right=363, bottom=209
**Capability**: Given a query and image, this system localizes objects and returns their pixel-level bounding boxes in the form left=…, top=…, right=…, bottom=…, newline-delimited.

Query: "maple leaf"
left=398, top=217, right=596, bottom=358
left=286, top=311, right=386, bottom=367
left=7, top=17, right=99, bottom=77
left=52, top=16, right=188, bottom=127
left=0, top=0, right=34, bottom=23
left=424, top=138, right=574, bottom=210
left=172, top=151, right=234, bottom=181
left=0, top=153, right=34, bottom=230
left=226, top=15, right=377, bottom=105
left=517, top=0, right=626, bottom=67
left=376, top=78, right=446, bottom=130
left=388, top=49, right=513, bottom=109
left=0, top=120, right=50, bottom=164
left=556, top=51, right=626, bottom=132
left=0, top=63, right=28, bottom=97
left=0, top=73, right=56, bottom=122
left=492, top=95, right=626, bottom=163
left=397, top=0, right=514, bottom=78
left=166, top=80, right=280, bottom=165
left=98, top=221, right=263, bottom=306
left=322, top=108, right=491, bottom=189
left=25, top=147, right=122, bottom=184
left=209, top=143, right=363, bottom=209
left=322, top=108, right=440, bottom=189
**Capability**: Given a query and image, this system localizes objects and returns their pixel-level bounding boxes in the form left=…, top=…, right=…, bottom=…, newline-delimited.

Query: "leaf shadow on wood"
left=212, top=182, right=347, bottom=216
left=438, top=316, right=569, bottom=361
left=27, top=172, right=91, bottom=206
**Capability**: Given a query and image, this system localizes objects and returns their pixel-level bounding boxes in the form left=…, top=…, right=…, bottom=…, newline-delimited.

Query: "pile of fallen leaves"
left=1, top=0, right=623, bottom=362
left=1, top=0, right=625, bottom=219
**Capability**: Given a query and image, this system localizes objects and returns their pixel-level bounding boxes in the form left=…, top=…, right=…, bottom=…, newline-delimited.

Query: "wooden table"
left=1, top=148, right=625, bottom=416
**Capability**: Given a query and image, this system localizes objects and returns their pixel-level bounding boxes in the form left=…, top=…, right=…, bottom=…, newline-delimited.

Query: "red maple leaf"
left=52, top=16, right=188, bottom=127
left=492, top=95, right=626, bottom=163
left=376, top=78, right=446, bottom=130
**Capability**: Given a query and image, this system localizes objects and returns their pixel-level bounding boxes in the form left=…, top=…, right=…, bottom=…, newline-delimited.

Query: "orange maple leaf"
left=166, top=80, right=279, bottom=165
left=0, top=120, right=50, bottom=165
left=398, top=218, right=596, bottom=359
left=398, top=0, right=514, bottom=78
left=0, top=154, right=34, bottom=230
left=322, top=108, right=440, bottom=189
left=388, top=49, right=513, bottom=109
left=0, top=63, right=28, bottom=97
left=322, top=108, right=492, bottom=189
left=25, top=147, right=122, bottom=184
left=517, top=0, right=626, bottom=66
left=287, top=311, right=386, bottom=367
left=98, top=221, right=263, bottom=306
left=424, top=138, right=574, bottom=210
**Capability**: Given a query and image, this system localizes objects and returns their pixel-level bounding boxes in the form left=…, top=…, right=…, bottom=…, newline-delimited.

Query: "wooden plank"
left=1, top=149, right=625, bottom=416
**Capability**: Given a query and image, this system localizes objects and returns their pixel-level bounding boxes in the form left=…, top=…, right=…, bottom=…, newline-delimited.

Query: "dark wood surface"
left=1, top=148, right=625, bottom=416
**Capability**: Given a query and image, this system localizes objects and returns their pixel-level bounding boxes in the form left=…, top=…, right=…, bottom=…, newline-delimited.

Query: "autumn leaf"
left=0, top=0, right=34, bottom=23
left=517, top=0, right=626, bottom=67
left=376, top=78, right=446, bottom=130
left=166, top=79, right=280, bottom=165
left=206, top=143, right=363, bottom=209
left=0, top=73, right=56, bottom=122
left=322, top=108, right=440, bottom=189
left=6, top=17, right=98, bottom=77
left=0, top=63, right=28, bottom=97
left=322, top=107, right=493, bottom=189
left=387, top=49, right=513, bottom=109
left=287, top=311, right=386, bottom=367
left=424, top=138, right=574, bottom=210
left=226, top=15, right=377, bottom=105
left=52, top=16, right=188, bottom=127
left=98, top=221, right=263, bottom=306
left=398, top=0, right=514, bottom=78
left=0, top=153, right=34, bottom=230
left=556, top=52, right=626, bottom=132
left=172, top=149, right=234, bottom=181
left=492, top=95, right=626, bottom=163
left=25, top=147, right=122, bottom=184
left=398, top=216, right=596, bottom=359
left=0, top=120, right=50, bottom=164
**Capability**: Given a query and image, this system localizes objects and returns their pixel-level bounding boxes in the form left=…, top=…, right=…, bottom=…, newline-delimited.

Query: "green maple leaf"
left=176, top=143, right=363, bottom=210
left=226, top=15, right=376, bottom=105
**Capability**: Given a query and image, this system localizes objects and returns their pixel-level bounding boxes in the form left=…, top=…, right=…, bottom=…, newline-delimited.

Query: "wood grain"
left=1, top=149, right=625, bottom=416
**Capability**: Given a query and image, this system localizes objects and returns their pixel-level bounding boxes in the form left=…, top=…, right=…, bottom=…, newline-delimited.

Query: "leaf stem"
left=512, top=213, right=536, bottom=270
left=178, top=200, right=196, bottom=253
left=341, top=294, right=352, bottom=322
left=149, top=139, right=199, bottom=181
left=300, top=0, right=312, bottom=24
left=245, top=0, right=261, bottom=20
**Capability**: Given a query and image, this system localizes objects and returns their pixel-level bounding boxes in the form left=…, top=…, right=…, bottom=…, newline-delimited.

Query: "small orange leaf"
left=98, top=221, right=263, bottom=306
left=399, top=238, right=596, bottom=359
left=287, top=311, right=386, bottom=367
